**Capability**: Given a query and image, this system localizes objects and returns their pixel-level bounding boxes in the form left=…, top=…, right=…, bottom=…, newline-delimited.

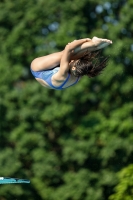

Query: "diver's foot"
left=92, top=36, right=112, bottom=49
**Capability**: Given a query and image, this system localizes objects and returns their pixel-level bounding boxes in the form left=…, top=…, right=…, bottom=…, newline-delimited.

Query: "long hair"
left=70, top=50, right=109, bottom=77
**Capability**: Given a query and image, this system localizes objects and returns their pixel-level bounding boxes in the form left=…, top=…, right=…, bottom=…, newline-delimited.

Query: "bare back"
left=31, top=37, right=112, bottom=89
left=35, top=71, right=79, bottom=89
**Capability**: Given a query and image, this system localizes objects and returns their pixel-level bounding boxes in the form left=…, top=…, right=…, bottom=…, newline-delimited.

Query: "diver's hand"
left=67, top=38, right=91, bottom=45
left=92, top=36, right=112, bottom=49
left=65, top=38, right=92, bottom=53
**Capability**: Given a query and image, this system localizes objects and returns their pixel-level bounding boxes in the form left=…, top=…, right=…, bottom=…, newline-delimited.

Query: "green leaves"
left=109, top=165, right=133, bottom=200
left=0, top=0, right=133, bottom=200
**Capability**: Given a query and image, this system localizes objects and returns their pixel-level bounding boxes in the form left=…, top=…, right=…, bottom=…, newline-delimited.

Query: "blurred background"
left=0, top=0, right=133, bottom=199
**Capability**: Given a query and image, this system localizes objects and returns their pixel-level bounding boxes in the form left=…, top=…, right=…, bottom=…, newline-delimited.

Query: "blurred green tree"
left=0, top=0, right=133, bottom=199
left=109, top=164, right=133, bottom=200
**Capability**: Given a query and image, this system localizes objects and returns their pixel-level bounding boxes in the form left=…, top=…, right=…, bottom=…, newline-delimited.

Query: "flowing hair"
left=70, top=50, right=109, bottom=77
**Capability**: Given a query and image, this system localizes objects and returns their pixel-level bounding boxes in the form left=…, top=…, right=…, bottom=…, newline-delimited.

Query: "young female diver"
left=30, top=37, right=112, bottom=90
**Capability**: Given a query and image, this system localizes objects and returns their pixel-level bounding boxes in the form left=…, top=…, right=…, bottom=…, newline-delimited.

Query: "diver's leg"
left=71, top=37, right=112, bottom=59
left=31, top=51, right=64, bottom=71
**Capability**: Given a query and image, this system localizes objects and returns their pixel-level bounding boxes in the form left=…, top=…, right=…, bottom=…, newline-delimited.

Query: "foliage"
left=0, top=0, right=133, bottom=199
left=109, top=164, right=133, bottom=200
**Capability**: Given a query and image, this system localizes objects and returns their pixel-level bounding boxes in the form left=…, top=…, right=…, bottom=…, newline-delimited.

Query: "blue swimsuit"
left=30, top=66, right=79, bottom=90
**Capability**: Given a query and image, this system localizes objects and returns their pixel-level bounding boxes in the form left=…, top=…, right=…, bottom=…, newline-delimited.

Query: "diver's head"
left=70, top=50, right=109, bottom=78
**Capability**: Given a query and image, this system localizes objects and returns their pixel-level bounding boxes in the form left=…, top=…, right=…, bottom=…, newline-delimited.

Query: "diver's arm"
left=56, top=38, right=93, bottom=76
left=71, top=37, right=112, bottom=59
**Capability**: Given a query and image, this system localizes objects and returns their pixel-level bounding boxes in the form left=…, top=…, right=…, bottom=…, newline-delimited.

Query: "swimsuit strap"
left=49, top=73, right=79, bottom=90
left=58, top=73, right=70, bottom=89
left=64, top=76, right=80, bottom=89
left=31, top=67, right=79, bottom=90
